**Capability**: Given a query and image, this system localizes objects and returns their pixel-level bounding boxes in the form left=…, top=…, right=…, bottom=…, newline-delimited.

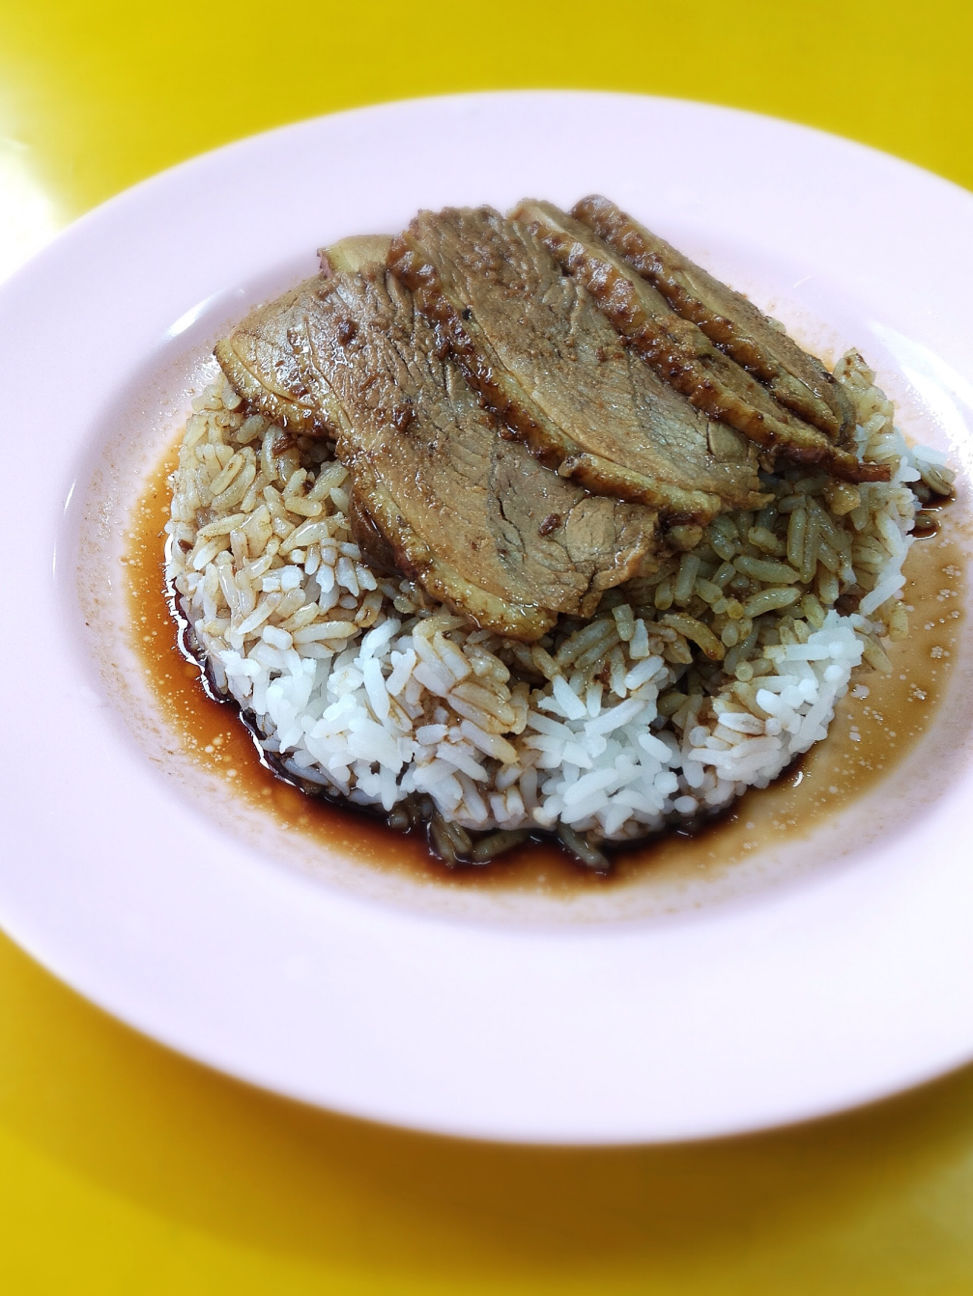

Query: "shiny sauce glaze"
left=124, top=443, right=965, bottom=897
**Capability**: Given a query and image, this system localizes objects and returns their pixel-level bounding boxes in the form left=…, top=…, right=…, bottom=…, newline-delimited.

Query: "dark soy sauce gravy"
left=125, top=444, right=965, bottom=899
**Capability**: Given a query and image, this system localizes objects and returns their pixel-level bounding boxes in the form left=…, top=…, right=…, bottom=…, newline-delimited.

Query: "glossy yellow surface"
left=2, top=1, right=972, bottom=1291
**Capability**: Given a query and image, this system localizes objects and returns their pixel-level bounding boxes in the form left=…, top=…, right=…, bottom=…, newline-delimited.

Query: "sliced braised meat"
left=388, top=206, right=768, bottom=525
left=314, top=270, right=659, bottom=639
left=215, top=238, right=397, bottom=432
left=515, top=200, right=886, bottom=486
left=573, top=194, right=857, bottom=447
left=215, top=279, right=322, bottom=435
left=216, top=267, right=656, bottom=641
left=214, top=197, right=888, bottom=642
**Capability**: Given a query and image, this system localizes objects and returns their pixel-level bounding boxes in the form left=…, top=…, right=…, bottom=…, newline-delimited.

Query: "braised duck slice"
left=388, top=206, right=768, bottom=525
left=515, top=200, right=886, bottom=486
left=215, top=237, right=399, bottom=433
left=316, top=269, right=659, bottom=639
left=215, top=266, right=657, bottom=641
left=572, top=194, right=856, bottom=447
left=215, top=279, right=321, bottom=435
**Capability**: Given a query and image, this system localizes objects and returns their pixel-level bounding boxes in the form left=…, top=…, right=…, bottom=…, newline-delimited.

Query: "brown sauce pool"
left=123, top=443, right=966, bottom=900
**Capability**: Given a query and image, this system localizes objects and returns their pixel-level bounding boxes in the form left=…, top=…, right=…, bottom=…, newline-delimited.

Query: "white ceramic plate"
left=2, top=92, right=972, bottom=1144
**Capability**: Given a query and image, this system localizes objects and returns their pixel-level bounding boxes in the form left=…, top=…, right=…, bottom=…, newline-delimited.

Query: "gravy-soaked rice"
left=166, top=352, right=950, bottom=865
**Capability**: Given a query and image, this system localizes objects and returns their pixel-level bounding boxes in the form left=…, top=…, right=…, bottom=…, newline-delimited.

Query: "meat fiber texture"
left=214, top=202, right=892, bottom=652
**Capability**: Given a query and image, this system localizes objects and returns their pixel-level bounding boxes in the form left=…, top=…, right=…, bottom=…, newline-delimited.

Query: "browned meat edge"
left=573, top=194, right=858, bottom=447
left=515, top=201, right=888, bottom=486
left=215, top=260, right=658, bottom=641
left=388, top=211, right=769, bottom=524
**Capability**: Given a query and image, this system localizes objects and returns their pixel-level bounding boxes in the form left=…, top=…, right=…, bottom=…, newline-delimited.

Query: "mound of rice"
left=165, top=351, right=951, bottom=866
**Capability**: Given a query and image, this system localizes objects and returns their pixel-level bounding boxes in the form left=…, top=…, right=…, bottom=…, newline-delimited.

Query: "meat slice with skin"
left=515, top=200, right=887, bottom=486
left=215, top=263, right=657, bottom=642
left=215, top=279, right=321, bottom=435
left=572, top=194, right=857, bottom=447
left=216, top=236, right=397, bottom=432
left=388, top=206, right=769, bottom=525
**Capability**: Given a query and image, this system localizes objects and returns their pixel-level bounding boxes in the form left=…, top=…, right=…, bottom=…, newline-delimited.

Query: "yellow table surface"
left=2, top=1, right=972, bottom=1291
